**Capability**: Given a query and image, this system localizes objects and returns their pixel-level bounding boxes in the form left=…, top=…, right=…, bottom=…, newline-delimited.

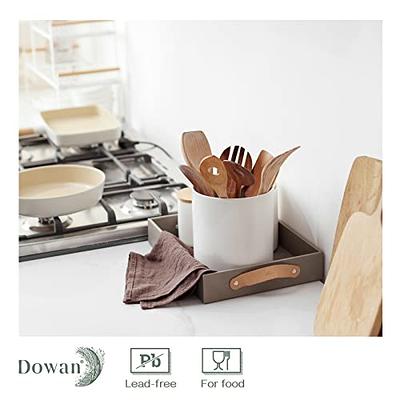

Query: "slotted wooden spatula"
left=199, top=155, right=228, bottom=198
left=220, top=145, right=252, bottom=171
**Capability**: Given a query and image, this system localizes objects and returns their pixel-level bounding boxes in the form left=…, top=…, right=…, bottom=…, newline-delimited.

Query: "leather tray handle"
left=229, top=264, right=301, bottom=290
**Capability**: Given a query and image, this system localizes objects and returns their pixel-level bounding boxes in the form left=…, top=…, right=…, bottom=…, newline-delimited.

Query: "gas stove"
left=19, top=131, right=185, bottom=261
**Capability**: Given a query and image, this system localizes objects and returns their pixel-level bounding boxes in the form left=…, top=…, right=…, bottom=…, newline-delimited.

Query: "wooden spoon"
left=256, top=146, right=300, bottom=195
left=225, top=174, right=238, bottom=198
left=223, top=160, right=255, bottom=197
left=245, top=149, right=274, bottom=197
left=220, top=145, right=252, bottom=171
left=179, top=165, right=216, bottom=197
left=181, top=131, right=212, bottom=171
left=199, top=155, right=228, bottom=198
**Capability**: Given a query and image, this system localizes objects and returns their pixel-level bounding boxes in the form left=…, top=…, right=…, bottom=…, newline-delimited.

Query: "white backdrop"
left=124, top=21, right=382, bottom=272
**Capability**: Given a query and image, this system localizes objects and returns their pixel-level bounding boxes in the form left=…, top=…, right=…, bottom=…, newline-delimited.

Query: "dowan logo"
left=18, top=347, right=105, bottom=387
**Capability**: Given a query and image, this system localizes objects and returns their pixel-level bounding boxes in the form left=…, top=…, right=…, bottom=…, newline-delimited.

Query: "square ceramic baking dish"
left=40, top=105, right=121, bottom=147
left=148, top=214, right=324, bottom=303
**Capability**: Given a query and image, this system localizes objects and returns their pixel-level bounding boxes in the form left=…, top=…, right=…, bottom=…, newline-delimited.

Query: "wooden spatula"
left=223, top=160, right=255, bottom=197
left=252, top=146, right=300, bottom=196
left=245, top=149, right=274, bottom=197
left=220, top=145, right=252, bottom=171
left=179, top=165, right=216, bottom=197
left=199, top=155, right=228, bottom=198
left=181, top=131, right=212, bottom=171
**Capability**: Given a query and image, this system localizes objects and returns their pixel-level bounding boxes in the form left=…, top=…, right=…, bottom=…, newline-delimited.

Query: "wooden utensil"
left=223, top=160, right=255, bottom=198
left=245, top=149, right=274, bottom=197
left=181, top=131, right=212, bottom=171
left=179, top=165, right=216, bottom=197
left=199, top=155, right=228, bottom=198
left=254, top=146, right=300, bottom=196
left=225, top=176, right=237, bottom=198
left=220, top=145, right=252, bottom=171
left=314, top=156, right=382, bottom=336
left=314, top=201, right=382, bottom=336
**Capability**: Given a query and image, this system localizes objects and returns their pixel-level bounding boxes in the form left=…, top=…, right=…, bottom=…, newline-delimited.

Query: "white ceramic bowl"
left=19, top=165, right=105, bottom=217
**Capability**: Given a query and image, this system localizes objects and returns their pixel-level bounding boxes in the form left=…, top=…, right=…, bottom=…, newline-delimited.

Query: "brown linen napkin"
left=123, top=231, right=211, bottom=309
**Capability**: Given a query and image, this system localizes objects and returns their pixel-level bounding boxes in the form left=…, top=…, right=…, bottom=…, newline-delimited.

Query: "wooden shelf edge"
left=58, top=67, right=120, bottom=78
left=52, top=20, right=112, bottom=27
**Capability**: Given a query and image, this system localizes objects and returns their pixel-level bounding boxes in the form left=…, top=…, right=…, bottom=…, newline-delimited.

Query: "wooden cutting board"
left=314, top=204, right=382, bottom=336
left=331, top=156, right=382, bottom=259
left=315, top=156, right=382, bottom=336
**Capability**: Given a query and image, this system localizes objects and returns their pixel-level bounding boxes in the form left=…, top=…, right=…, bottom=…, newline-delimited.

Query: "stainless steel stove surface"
left=19, top=132, right=185, bottom=261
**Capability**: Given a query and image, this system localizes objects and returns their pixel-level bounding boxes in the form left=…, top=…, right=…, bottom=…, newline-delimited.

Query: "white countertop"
left=19, top=241, right=323, bottom=336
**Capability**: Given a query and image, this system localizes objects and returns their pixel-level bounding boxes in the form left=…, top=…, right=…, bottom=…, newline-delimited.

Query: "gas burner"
left=76, top=143, right=114, bottom=152
left=25, top=216, right=73, bottom=233
left=19, top=149, right=33, bottom=163
left=130, top=190, right=158, bottom=209
left=77, top=144, right=100, bottom=151
left=119, top=190, right=158, bottom=216
left=19, top=131, right=184, bottom=261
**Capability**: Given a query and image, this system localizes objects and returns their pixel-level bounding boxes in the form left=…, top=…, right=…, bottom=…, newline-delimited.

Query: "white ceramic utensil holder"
left=192, top=187, right=278, bottom=271
left=177, top=187, right=193, bottom=246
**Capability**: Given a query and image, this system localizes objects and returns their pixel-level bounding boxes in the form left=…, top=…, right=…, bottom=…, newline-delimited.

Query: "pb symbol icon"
left=130, top=348, right=171, bottom=374
left=139, top=353, right=161, bottom=368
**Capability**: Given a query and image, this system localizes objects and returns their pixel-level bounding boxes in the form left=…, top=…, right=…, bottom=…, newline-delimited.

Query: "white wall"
left=124, top=21, right=381, bottom=272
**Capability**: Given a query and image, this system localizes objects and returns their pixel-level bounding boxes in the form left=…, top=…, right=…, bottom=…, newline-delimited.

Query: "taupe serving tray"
left=148, top=215, right=324, bottom=303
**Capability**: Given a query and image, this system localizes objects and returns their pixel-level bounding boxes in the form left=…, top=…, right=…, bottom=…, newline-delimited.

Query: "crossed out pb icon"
left=140, top=353, right=161, bottom=368
left=130, top=348, right=171, bottom=374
